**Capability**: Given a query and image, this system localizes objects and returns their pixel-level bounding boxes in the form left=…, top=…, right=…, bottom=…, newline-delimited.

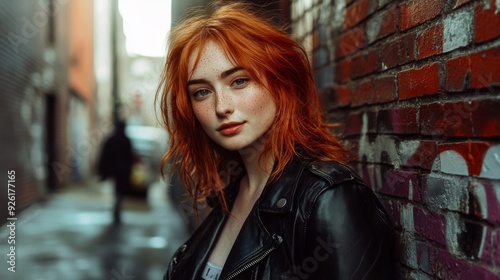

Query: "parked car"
left=125, top=125, right=168, bottom=197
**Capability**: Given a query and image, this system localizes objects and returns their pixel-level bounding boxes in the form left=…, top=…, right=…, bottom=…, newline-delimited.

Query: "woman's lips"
left=217, top=122, right=244, bottom=136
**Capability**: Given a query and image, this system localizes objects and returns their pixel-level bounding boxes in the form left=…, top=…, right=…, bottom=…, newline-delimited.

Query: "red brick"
left=420, top=101, right=475, bottom=138
left=380, top=41, right=400, bottom=69
left=342, top=109, right=377, bottom=135
left=334, top=85, right=351, bottom=107
left=470, top=99, right=500, bottom=137
left=400, top=0, right=444, bottom=31
left=351, top=80, right=373, bottom=106
left=445, top=55, right=471, bottom=92
left=378, top=6, right=398, bottom=39
left=335, top=28, right=365, bottom=59
left=335, top=58, right=352, bottom=83
left=344, top=0, right=369, bottom=29
left=413, top=206, right=447, bottom=246
left=379, top=169, right=422, bottom=200
left=372, top=76, right=397, bottom=104
left=367, top=5, right=398, bottom=43
left=398, top=63, right=440, bottom=100
left=437, top=250, right=466, bottom=279
left=469, top=47, right=500, bottom=89
left=350, top=50, right=379, bottom=78
left=438, top=141, right=491, bottom=176
left=403, top=140, right=438, bottom=170
left=377, top=107, right=419, bottom=134
left=417, top=23, right=444, bottom=59
left=367, top=110, right=378, bottom=134
left=438, top=250, right=500, bottom=279
left=475, top=0, right=500, bottom=43
left=381, top=33, right=415, bottom=69
left=446, top=47, right=500, bottom=91
left=344, top=111, right=363, bottom=136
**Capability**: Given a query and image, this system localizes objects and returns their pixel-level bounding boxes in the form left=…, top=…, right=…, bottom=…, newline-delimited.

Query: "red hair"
left=157, top=1, right=350, bottom=213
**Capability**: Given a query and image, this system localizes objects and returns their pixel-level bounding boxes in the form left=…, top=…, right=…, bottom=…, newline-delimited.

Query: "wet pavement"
left=0, top=179, right=190, bottom=280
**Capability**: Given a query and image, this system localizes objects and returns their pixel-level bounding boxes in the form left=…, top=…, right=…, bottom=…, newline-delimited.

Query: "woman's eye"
left=193, top=89, right=210, bottom=99
left=232, top=78, right=248, bottom=87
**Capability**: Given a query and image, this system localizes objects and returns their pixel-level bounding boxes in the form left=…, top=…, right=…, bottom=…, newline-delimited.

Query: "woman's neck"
left=238, top=150, right=274, bottom=197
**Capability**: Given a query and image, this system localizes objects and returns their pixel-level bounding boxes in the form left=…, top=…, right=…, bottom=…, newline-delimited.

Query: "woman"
left=157, top=2, right=395, bottom=279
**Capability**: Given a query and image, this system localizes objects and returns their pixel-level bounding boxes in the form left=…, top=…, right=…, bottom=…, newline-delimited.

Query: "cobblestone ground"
left=0, top=179, right=190, bottom=280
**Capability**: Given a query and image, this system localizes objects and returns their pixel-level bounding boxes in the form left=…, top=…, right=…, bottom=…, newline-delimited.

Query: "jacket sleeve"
left=303, top=181, right=395, bottom=280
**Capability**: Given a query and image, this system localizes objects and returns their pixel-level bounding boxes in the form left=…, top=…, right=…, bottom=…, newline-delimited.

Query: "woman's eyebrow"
left=187, top=67, right=244, bottom=87
left=220, top=66, right=243, bottom=79
left=187, top=78, right=208, bottom=87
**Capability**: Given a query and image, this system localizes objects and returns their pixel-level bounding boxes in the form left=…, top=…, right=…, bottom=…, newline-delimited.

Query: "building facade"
left=0, top=0, right=98, bottom=223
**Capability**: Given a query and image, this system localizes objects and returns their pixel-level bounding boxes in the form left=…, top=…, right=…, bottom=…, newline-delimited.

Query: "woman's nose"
left=215, top=90, right=234, bottom=117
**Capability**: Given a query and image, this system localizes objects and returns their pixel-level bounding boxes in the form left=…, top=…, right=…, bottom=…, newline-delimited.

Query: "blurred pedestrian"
left=157, top=1, right=395, bottom=279
left=98, top=120, right=133, bottom=224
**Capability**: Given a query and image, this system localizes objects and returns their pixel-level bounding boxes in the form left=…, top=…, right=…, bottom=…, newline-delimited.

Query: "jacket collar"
left=256, top=155, right=307, bottom=213
left=208, top=155, right=308, bottom=213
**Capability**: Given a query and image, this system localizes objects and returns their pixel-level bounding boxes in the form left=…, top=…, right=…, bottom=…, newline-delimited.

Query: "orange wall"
left=69, top=0, right=95, bottom=101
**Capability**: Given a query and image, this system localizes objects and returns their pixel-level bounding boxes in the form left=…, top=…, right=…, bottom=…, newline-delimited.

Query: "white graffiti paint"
left=443, top=8, right=473, bottom=53
left=400, top=205, right=417, bottom=269
left=332, top=0, right=345, bottom=29
left=399, top=140, right=421, bottom=165
left=484, top=0, right=500, bottom=13
left=445, top=212, right=463, bottom=255
left=480, top=145, right=500, bottom=179
left=426, top=146, right=500, bottom=259
left=426, top=152, right=469, bottom=212
left=20, top=84, right=47, bottom=184
left=366, top=12, right=383, bottom=44
left=471, top=184, right=489, bottom=220
left=352, top=89, right=498, bottom=263
left=437, top=150, right=469, bottom=176
left=358, top=113, right=402, bottom=166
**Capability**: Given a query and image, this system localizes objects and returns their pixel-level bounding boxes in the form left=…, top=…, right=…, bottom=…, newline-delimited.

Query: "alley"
left=0, top=179, right=190, bottom=280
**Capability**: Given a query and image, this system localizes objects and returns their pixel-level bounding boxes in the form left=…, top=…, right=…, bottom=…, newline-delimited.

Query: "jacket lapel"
left=218, top=157, right=307, bottom=279
left=175, top=208, right=226, bottom=279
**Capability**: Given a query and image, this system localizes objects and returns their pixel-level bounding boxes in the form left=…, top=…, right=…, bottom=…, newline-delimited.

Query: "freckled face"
left=187, top=41, right=277, bottom=151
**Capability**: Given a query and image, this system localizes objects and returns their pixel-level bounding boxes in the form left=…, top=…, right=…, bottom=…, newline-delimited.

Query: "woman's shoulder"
left=297, top=159, right=394, bottom=233
left=298, top=159, right=366, bottom=189
left=295, top=159, right=382, bottom=209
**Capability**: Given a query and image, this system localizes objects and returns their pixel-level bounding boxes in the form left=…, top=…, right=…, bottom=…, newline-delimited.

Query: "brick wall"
left=0, top=0, right=97, bottom=225
left=0, top=1, right=53, bottom=223
left=291, top=0, right=500, bottom=278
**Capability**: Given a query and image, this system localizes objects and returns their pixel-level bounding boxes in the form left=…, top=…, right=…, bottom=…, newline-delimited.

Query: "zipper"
left=224, top=234, right=283, bottom=280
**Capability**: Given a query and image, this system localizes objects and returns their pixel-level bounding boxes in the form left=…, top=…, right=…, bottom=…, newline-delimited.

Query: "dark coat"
left=164, top=156, right=395, bottom=280
left=97, top=126, right=133, bottom=190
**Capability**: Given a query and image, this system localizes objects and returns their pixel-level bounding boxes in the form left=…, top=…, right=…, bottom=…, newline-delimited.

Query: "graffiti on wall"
left=355, top=109, right=500, bottom=267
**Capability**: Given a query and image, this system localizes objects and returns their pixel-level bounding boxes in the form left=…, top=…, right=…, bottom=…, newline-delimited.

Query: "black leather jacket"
left=164, top=156, right=395, bottom=279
